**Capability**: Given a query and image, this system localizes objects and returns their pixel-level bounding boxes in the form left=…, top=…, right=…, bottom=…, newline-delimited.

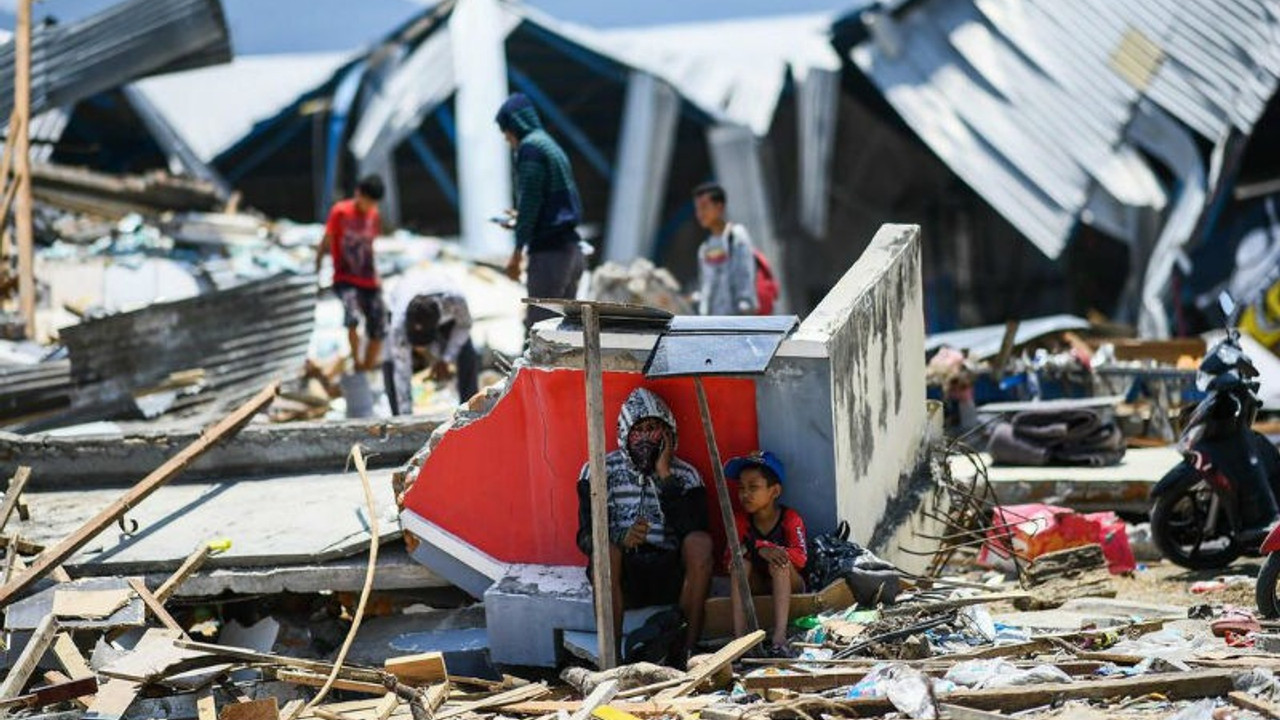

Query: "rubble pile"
left=0, top=424, right=1274, bottom=720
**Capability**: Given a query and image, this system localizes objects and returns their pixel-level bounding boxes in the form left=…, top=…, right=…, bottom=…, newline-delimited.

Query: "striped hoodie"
left=576, top=388, right=709, bottom=554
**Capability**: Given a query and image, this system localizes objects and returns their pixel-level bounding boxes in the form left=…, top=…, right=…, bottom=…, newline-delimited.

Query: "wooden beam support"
left=568, top=680, right=617, bottom=720
left=0, top=382, right=278, bottom=605
left=156, top=542, right=221, bottom=604
left=14, top=0, right=33, bottom=338
left=50, top=633, right=93, bottom=680
left=128, top=577, right=185, bottom=635
left=383, top=652, right=447, bottom=686
left=435, top=682, right=548, bottom=720
left=0, top=466, right=31, bottom=535
left=0, top=613, right=58, bottom=699
left=581, top=304, right=617, bottom=669
left=693, top=378, right=759, bottom=636
left=658, top=630, right=764, bottom=699
left=276, top=670, right=387, bottom=696
left=175, top=640, right=385, bottom=684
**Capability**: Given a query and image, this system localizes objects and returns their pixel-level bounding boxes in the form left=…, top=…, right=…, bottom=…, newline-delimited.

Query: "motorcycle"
left=1150, top=294, right=1280, bottom=571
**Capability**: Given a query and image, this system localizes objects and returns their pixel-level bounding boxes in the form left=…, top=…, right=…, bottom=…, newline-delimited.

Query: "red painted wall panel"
left=404, top=367, right=759, bottom=566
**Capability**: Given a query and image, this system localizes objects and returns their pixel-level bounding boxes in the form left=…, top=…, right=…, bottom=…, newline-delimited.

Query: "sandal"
left=1211, top=606, right=1261, bottom=639
left=765, top=642, right=797, bottom=659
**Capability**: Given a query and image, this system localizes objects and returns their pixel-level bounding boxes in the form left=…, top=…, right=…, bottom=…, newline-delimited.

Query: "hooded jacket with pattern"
left=495, top=94, right=583, bottom=253
left=576, top=388, right=709, bottom=555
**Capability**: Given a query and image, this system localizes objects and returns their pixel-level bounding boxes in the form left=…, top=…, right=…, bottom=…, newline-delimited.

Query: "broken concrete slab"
left=14, top=467, right=404, bottom=574
left=129, top=545, right=446, bottom=597
left=1, top=415, right=444, bottom=488
left=953, top=446, right=1177, bottom=514
left=7, top=578, right=144, bottom=631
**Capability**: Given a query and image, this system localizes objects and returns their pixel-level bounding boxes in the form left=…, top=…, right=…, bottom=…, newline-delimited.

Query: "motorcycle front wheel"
left=1257, top=553, right=1280, bottom=618
left=1150, top=463, right=1241, bottom=570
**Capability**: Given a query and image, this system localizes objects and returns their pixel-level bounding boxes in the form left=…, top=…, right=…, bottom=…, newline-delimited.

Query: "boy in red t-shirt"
left=724, top=451, right=807, bottom=656
left=315, top=175, right=385, bottom=371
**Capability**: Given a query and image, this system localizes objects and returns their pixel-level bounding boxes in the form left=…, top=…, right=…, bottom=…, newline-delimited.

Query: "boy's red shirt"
left=729, top=505, right=808, bottom=571
left=326, top=199, right=381, bottom=289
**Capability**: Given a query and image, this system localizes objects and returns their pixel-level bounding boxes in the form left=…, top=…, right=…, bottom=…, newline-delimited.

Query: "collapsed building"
left=394, top=224, right=940, bottom=666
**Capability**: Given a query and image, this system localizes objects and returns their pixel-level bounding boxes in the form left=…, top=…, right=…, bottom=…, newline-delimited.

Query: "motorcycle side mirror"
left=1219, top=292, right=1237, bottom=324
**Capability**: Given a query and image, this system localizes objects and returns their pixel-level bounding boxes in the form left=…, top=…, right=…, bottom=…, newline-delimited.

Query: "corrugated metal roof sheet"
left=847, top=0, right=1280, bottom=259
left=132, top=52, right=354, bottom=163
left=0, top=0, right=231, bottom=121
left=58, top=274, right=315, bottom=423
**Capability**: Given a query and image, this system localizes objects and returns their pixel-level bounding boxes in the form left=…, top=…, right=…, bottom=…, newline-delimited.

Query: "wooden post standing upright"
left=581, top=305, right=618, bottom=668
left=693, top=378, right=759, bottom=634
left=14, top=0, right=34, bottom=339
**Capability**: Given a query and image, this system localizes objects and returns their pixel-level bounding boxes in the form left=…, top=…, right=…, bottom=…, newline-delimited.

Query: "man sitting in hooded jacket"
left=576, top=387, right=713, bottom=663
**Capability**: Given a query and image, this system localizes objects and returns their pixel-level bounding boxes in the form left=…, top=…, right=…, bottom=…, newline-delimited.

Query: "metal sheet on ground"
left=13, top=468, right=402, bottom=574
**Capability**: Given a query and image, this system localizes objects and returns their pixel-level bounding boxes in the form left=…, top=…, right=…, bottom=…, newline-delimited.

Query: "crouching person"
left=575, top=388, right=713, bottom=665
left=725, top=451, right=807, bottom=657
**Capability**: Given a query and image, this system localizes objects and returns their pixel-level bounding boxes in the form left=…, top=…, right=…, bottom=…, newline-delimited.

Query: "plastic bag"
left=944, top=659, right=1072, bottom=689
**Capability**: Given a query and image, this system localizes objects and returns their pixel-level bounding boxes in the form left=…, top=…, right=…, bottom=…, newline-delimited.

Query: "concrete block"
left=484, top=564, right=593, bottom=667
left=1256, top=633, right=1280, bottom=654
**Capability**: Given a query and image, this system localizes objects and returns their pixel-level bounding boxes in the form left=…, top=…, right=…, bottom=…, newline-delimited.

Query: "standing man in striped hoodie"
left=495, top=93, right=586, bottom=334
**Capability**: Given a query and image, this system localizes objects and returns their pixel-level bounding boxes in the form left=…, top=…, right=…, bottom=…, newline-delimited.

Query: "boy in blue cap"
left=725, top=450, right=807, bottom=656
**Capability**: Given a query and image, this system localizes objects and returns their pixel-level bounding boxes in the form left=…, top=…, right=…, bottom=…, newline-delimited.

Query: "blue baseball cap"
left=724, top=451, right=785, bottom=484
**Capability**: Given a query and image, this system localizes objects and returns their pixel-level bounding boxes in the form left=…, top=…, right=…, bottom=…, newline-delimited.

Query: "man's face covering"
left=627, top=417, right=668, bottom=473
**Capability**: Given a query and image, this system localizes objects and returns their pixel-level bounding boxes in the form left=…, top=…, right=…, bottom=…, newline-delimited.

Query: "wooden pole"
left=581, top=304, right=617, bottom=669
left=693, top=378, right=759, bottom=634
left=0, top=466, right=31, bottom=536
left=14, top=0, right=33, bottom=338
left=0, top=382, right=279, bottom=606
left=0, top=613, right=56, bottom=699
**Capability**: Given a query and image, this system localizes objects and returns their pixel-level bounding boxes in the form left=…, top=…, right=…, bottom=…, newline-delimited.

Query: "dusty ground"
left=1114, top=558, right=1263, bottom=610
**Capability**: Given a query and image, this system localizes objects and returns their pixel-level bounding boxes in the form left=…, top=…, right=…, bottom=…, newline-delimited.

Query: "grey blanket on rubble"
left=987, top=408, right=1126, bottom=467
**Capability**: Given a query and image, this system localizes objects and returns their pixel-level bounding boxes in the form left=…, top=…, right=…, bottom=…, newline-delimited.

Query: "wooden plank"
left=435, top=682, right=548, bottom=720
left=276, top=669, right=388, bottom=696
left=156, top=544, right=215, bottom=604
left=197, top=692, right=218, bottom=720
left=1230, top=691, right=1280, bottom=719
left=702, top=580, right=855, bottom=640
left=658, top=630, right=765, bottom=699
left=0, top=466, right=31, bottom=535
left=51, top=632, right=93, bottom=680
left=581, top=304, right=618, bottom=670
left=85, top=679, right=141, bottom=720
left=39, top=670, right=93, bottom=709
left=175, top=640, right=384, bottom=684
left=383, top=652, right=447, bottom=686
left=941, top=704, right=1009, bottom=720
left=0, top=613, right=58, bottom=699
left=693, top=378, right=759, bottom=636
left=498, top=698, right=715, bottom=716
left=52, top=588, right=133, bottom=620
left=127, top=577, right=184, bottom=634
left=374, top=694, right=400, bottom=720
left=842, top=668, right=1236, bottom=715
left=101, top=628, right=222, bottom=683
left=14, top=0, right=34, bottom=338
left=568, top=680, right=617, bottom=720
left=423, top=682, right=450, bottom=713
left=742, top=670, right=866, bottom=693
left=0, top=676, right=98, bottom=711
left=220, top=697, right=280, bottom=720
left=0, top=383, right=278, bottom=605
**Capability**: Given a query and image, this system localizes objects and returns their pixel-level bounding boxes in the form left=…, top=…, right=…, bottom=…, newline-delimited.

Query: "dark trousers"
left=382, top=338, right=480, bottom=415
left=525, top=239, right=585, bottom=334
